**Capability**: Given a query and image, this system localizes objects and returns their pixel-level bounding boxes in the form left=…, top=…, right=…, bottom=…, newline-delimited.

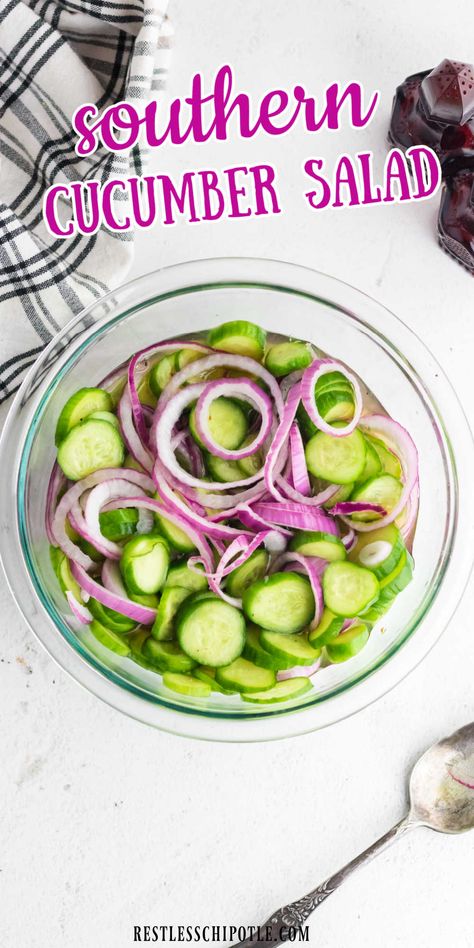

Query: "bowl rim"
left=1, top=256, right=473, bottom=742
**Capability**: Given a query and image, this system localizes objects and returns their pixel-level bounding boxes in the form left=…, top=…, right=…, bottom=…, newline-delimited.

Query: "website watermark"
left=133, top=923, right=310, bottom=943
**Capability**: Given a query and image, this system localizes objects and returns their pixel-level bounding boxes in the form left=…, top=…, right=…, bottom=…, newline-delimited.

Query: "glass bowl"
left=1, top=258, right=473, bottom=742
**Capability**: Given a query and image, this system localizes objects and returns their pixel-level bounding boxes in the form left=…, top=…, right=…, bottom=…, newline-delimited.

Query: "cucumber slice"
left=243, top=625, right=295, bottom=671
left=177, top=348, right=204, bottom=370
left=57, top=419, right=125, bottom=481
left=241, top=677, right=312, bottom=703
left=99, top=508, right=139, bottom=542
left=325, top=622, right=370, bottom=662
left=316, top=389, right=355, bottom=425
left=322, top=483, right=354, bottom=510
left=128, top=628, right=150, bottom=657
left=259, top=630, right=321, bottom=665
left=296, top=402, right=317, bottom=441
left=289, top=531, right=346, bottom=562
left=149, top=353, right=178, bottom=397
left=164, top=560, right=208, bottom=592
left=215, top=657, right=276, bottom=693
left=357, top=438, right=382, bottom=484
left=55, top=387, right=113, bottom=446
left=89, top=619, right=131, bottom=657
left=315, top=371, right=352, bottom=394
left=189, top=396, right=248, bottom=451
left=264, top=341, right=313, bottom=377
left=88, top=598, right=137, bottom=633
left=242, top=572, right=315, bottom=634
left=305, top=429, right=366, bottom=484
left=349, top=524, right=405, bottom=580
left=137, top=373, right=157, bottom=409
left=225, top=549, right=269, bottom=598
left=143, top=639, right=197, bottom=673
left=236, top=435, right=263, bottom=476
left=154, top=511, right=196, bottom=553
left=308, top=608, right=345, bottom=647
left=193, top=666, right=236, bottom=694
left=88, top=410, right=120, bottom=430
left=151, top=586, right=191, bottom=641
left=176, top=598, right=246, bottom=667
left=364, top=434, right=402, bottom=480
left=124, top=453, right=146, bottom=473
left=363, top=553, right=413, bottom=621
left=323, top=562, right=380, bottom=617
left=204, top=453, right=243, bottom=483
left=129, top=591, right=160, bottom=608
left=207, top=320, right=266, bottom=361
left=51, top=547, right=82, bottom=601
left=350, top=474, right=403, bottom=521
left=163, top=672, right=212, bottom=697
left=120, top=534, right=170, bottom=595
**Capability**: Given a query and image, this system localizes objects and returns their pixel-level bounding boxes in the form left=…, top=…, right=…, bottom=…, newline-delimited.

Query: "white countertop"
left=1, top=2, right=473, bottom=945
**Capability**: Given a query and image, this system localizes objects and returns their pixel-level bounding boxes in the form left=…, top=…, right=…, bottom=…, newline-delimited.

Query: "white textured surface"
left=1, top=2, right=474, bottom=946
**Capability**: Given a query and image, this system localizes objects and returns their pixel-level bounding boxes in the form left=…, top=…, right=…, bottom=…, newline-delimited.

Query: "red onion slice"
left=83, top=480, right=148, bottom=558
left=71, top=562, right=157, bottom=625
left=301, top=358, right=362, bottom=437
left=66, top=590, right=93, bottom=624
left=264, top=383, right=301, bottom=502
left=194, top=378, right=273, bottom=460
left=289, top=422, right=311, bottom=496
left=153, top=468, right=250, bottom=540
left=251, top=501, right=339, bottom=534
left=331, top=501, right=386, bottom=517
left=46, top=463, right=66, bottom=545
left=117, top=386, right=154, bottom=473
left=52, top=469, right=155, bottom=570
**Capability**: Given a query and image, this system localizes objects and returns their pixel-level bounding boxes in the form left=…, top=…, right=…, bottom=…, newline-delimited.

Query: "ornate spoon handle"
left=235, top=816, right=415, bottom=947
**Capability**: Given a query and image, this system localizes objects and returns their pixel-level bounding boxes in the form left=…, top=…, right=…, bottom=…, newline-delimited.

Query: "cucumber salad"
left=47, top=320, right=419, bottom=705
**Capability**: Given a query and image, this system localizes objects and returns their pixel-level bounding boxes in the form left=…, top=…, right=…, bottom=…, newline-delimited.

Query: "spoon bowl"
left=409, top=722, right=474, bottom=833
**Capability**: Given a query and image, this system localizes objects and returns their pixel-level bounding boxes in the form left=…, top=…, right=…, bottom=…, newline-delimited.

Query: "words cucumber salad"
left=47, top=320, right=419, bottom=705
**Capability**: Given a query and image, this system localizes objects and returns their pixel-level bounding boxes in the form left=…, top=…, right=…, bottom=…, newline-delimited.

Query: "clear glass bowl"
left=1, top=258, right=473, bottom=742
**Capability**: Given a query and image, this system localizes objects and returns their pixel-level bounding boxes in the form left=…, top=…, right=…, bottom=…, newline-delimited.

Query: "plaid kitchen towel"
left=0, top=0, right=172, bottom=403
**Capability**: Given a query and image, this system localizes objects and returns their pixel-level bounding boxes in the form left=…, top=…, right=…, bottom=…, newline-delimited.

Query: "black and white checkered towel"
left=0, top=0, right=172, bottom=403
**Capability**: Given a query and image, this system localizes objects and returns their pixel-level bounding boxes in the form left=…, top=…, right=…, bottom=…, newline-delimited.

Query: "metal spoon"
left=234, top=722, right=474, bottom=947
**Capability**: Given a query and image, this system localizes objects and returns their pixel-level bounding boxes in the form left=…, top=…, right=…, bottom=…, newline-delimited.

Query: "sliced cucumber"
left=363, top=552, right=413, bottom=621
left=55, top=387, right=113, bottom=446
left=176, top=598, right=246, bottom=667
left=242, top=572, right=315, bottom=634
left=364, top=434, right=402, bottom=480
left=316, top=389, right=355, bottom=425
left=325, top=622, right=370, bottom=663
left=137, top=373, right=157, bottom=409
left=323, top=561, right=379, bottom=617
left=207, top=320, right=266, bottom=361
left=154, top=510, right=196, bottom=553
left=349, top=524, right=405, bottom=580
left=225, top=549, right=269, bottom=598
left=193, top=666, right=236, bottom=694
left=215, top=657, right=276, bottom=693
left=128, top=628, right=151, bottom=659
left=88, top=410, right=120, bottom=431
left=129, top=591, right=160, bottom=609
left=305, top=429, right=366, bottom=485
left=99, top=508, right=139, bottom=542
left=296, top=402, right=317, bottom=441
left=243, top=625, right=294, bottom=671
left=51, top=547, right=82, bottom=601
left=314, top=371, right=353, bottom=396
left=143, top=639, right=197, bottom=673
left=350, top=474, right=403, bottom=521
left=308, top=608, right=345, bottom=647
left=163, top=672, right=211, bottom=698
left=89, top=619, right=130, bottom=657
left=322, top=483, right=354, bottom=510
left=57, top=419, right=125, bottom=481
left=236, top=435, right=263, bottom=476
left=264, top=341, right=313, bottom=377
left=205, top=453, right=243, bottom=483
left=189, top=396, right=248, bottom=451
left=259, top=630, right=321, bottom=665
left=379, top=549, right=413, bottom=591
left=164, top=560, right=208, bottom=592
left=177, top=348, right=204, bottom=370
left=289, top=531, right=346, bottom=562
left=357, top=438, right=382, bottom=484
left=88, top=598, right=137, bottom=633
left=120, top=534, right=170, bottom=595
left=151, top=586, right=191, bottom=641
left=241, top=677, right=312, bottom=703
left=149, top=353, right=178, bottom=397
